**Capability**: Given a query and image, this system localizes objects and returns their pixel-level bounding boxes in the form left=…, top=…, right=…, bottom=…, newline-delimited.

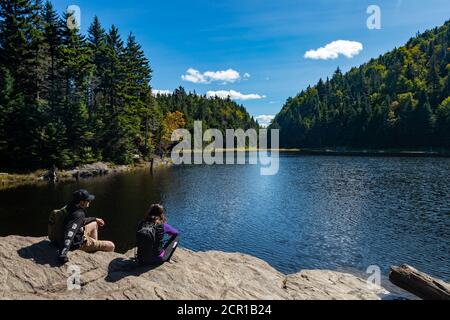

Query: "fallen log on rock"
left=389, top=265, right=450, bottom=300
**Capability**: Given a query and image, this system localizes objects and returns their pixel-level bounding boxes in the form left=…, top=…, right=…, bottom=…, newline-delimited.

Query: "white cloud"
left=182, top=68, right=246, bottom=84
left=206, top=90, right=266, bottom=101
left=205, top=69, right=240, bottom=83
left=181, top=68, right=208, bottom=83
left=304, top=40, right=363, bottom=60
left=152, top=89, right=172, bottom=96
left=255, top=115, right=275, bottom=128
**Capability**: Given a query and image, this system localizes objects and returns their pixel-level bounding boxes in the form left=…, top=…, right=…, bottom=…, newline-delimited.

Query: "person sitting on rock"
left=58, top=189, right=115, bottom=264
left=136, top=204, right=179, bottom=265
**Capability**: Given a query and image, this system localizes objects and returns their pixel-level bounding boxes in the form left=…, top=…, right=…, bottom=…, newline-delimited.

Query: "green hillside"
left=271, top=21, right=450, bottom=150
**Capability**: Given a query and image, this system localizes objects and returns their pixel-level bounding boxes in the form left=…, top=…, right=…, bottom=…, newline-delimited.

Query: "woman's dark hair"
left=144, top=204, right=167, bottom=225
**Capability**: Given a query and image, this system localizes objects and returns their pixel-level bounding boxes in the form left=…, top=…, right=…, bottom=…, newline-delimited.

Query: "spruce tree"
left=58, top=10, right=95, bottom=165
left=123, top=33, right=152, bottom=157
left=0, top=0, right=42, bottom=167
left=102, top=25, right=130, bottom=163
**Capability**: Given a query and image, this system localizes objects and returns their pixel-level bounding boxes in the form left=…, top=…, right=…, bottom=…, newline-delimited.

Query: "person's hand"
left=96, top=218, right=105, bottom=227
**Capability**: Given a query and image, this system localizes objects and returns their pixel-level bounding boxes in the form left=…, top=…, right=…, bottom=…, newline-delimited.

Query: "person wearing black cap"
left=58, top=189, right=115, bottom=264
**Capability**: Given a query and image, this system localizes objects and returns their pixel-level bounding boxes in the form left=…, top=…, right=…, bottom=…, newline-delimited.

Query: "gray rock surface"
left=0, top=236, right=387, bottom=300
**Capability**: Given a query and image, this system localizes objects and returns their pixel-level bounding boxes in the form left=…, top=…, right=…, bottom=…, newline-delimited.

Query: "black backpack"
left=136, top=221, right=158, bottom=265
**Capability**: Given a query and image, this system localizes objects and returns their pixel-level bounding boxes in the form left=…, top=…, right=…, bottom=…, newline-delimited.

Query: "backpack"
left=136, top=221, right=157, bottom=265
left=48, top=206, right=68, bottom=248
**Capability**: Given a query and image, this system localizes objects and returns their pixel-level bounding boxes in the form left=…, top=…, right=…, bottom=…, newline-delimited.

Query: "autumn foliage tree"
left=160, top=111, right=186, bottom=153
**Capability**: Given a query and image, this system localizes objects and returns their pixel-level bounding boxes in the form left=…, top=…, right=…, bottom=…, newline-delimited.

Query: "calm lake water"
left=0, top=153, right=449, bottom=280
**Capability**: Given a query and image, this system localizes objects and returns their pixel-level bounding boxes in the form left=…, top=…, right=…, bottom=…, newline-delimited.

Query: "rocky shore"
left=0, top=158, right=172, bottom=191
left=0, top=236, right=389, bottom=300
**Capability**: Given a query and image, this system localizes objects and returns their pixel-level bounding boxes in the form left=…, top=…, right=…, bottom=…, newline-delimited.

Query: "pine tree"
left=101, top=25, right=131, bottom=163
left=0, top=0, right=35, bottom=98
left=87, top=16, right=108, bottom=160
left=0, top=68, right=15, bottom=163
left=87, top=16, right=107, bottom=115
left=123, top=33, right=153, bottom=157
left=105, top=25, right=125, bottom=114
left=0, top=0, right=43, bottom=167
left=58, top=10, right=95, bottom=165
left=41, top=0, right=60, bottom=104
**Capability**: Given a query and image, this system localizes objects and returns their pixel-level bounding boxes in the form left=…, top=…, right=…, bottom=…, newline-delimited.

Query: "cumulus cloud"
left=181, top=68, right=207, bottom=83
left=304, top=40, right=363, bottom=60
left=206, top=90, right=266, bottom=101
left=152, top=89, right=172, bottom=96
left=181, top=68, right=247, bottom=84
left=255, top=115, right=275, bottom=128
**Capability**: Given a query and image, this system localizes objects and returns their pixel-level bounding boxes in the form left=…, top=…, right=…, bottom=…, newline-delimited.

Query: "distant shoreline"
left=295, top=148, right=450, bottom=158
left=2, top=148, right=449, bottom=191
left=179, top=148, right=301, bottom=152
left=177, top=148, right=450, bottom=157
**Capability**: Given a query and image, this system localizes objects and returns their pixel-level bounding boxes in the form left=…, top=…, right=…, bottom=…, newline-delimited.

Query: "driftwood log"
left=389, top=265, right=450, bottom=300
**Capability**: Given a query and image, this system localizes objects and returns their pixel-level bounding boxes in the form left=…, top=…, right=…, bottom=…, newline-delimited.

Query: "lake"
left=0, top=153, right=449, bottom=281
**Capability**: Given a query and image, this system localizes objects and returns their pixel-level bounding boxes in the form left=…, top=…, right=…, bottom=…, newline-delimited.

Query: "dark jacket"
left=137, top=221, right=179, bottom=258
left=137, top=220, right=165, bottom=257
left=59, top=202, right=96, bottom=258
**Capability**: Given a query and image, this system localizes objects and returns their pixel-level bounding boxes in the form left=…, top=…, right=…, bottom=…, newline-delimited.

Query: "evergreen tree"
left=87, top=16, right=107, bottom=115
left=0, top=0, right=42, bottom=167
left=101, top=25, right=134, bottom=163
left=41, top=0, right=60, bottom=105
left=58, top=10, right=95, bottom=165
left=123, top=33, right=153, bottom=157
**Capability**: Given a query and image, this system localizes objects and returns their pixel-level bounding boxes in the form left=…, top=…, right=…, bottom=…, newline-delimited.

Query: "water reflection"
left=0, top=154, right=448, bottom=281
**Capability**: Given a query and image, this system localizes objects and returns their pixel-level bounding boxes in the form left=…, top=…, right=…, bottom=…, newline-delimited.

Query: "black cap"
left=73, top=189, right=95, bottom=202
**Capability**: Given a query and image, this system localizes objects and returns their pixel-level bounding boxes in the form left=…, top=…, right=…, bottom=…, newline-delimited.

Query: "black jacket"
left=59, top=203, right=96, bottom=258
left=137, top=220, right=165, bottom=256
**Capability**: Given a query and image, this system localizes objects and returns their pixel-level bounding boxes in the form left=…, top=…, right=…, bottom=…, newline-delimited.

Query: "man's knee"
left=105, top=241, right=115, bottom=252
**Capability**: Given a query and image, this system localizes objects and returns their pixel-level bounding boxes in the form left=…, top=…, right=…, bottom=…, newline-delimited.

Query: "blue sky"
left=53, top=0, right=450, bottom=125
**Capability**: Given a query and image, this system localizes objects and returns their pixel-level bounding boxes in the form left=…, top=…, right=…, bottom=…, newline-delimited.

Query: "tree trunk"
left=389, top=265, right=450, bottom=300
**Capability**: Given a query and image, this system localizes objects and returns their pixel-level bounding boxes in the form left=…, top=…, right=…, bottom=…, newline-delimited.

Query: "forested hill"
left=154, top=87, right=258, bottom=134
left=0, top=0, right=257, bottom=170
left=270, top=20, right=450, bottom=150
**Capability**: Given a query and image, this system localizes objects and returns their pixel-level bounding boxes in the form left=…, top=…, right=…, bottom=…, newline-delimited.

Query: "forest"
left=270, top=21, right=450, bottom=150
left=0, top=0, right=258, bottom=169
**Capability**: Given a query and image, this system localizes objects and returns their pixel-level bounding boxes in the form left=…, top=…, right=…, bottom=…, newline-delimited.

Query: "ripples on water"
left=0, top=154, right=449, bottom=280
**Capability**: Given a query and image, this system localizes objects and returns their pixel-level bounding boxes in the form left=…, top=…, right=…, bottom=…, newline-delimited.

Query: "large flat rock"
left=0, top=236, right=386, bottom=300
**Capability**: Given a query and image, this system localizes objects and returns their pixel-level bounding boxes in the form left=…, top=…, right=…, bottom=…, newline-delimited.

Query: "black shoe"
left=58, top=254, right=69, bottom=265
